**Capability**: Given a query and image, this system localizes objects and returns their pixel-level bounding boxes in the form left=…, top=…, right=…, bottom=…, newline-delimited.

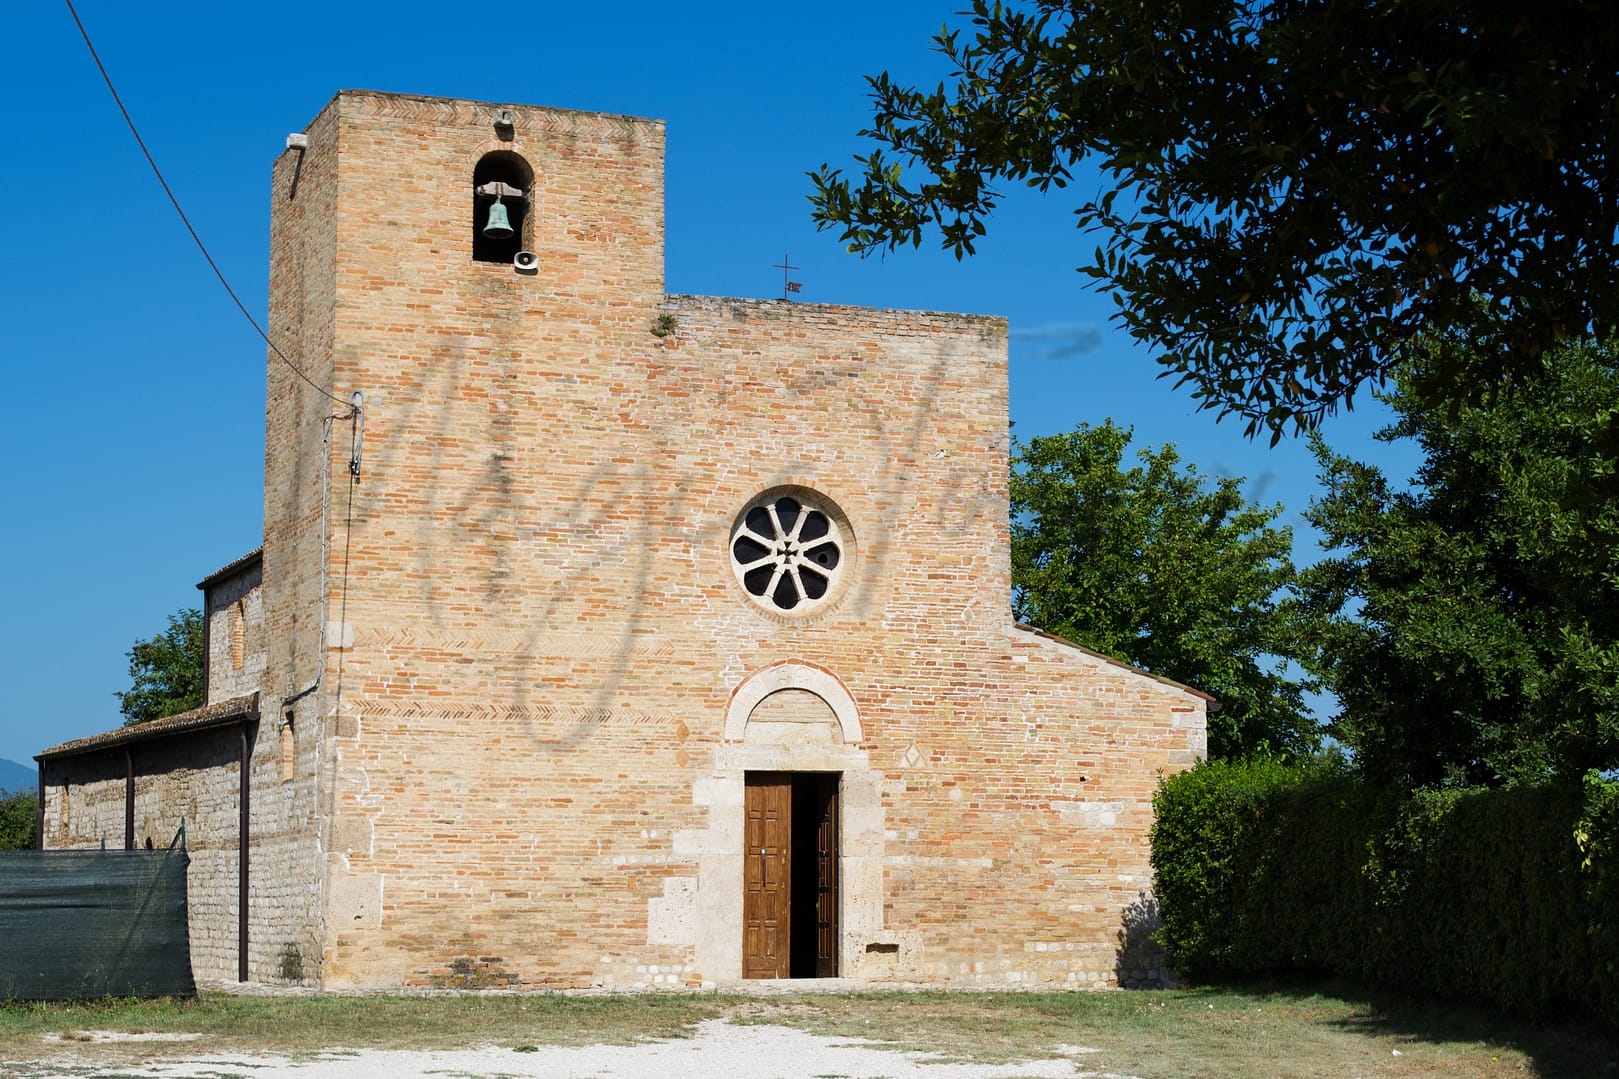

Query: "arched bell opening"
left=471, top=151, right=533, bottom=265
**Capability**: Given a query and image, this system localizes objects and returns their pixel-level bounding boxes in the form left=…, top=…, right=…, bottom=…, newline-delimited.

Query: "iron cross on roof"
left=773, top=254, right=802, bottom=300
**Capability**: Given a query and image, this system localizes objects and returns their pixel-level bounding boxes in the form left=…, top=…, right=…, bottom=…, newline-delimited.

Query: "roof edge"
left=663, top=293, right=1007, bottom=329
left=196, top=548, right=264, bottom=591
left=37, top=694, right=260, bottom=761
left=335, top=89, right=665, bottom=130
left=1012, top=623, right=1220, bottom=707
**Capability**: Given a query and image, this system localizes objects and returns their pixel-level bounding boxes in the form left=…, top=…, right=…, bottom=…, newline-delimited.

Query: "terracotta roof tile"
left=196, top=548, right=263, bottom=591
left=37, top=694, right=260, bottom=760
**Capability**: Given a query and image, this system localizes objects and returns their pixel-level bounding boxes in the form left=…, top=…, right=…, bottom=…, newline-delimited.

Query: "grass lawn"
left=0, top=982, right=1612, bottom=1077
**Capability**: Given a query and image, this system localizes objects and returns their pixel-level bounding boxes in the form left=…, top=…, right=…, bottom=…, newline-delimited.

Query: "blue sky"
left=0, top=1, right=1417, bottom=767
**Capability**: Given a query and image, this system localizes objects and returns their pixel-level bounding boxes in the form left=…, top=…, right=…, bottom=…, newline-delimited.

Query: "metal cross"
left=773, top=254, right=802, bottom=300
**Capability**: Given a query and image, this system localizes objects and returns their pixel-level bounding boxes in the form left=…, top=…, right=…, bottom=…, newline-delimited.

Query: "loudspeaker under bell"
left=484, top=197, right=514, bottom=240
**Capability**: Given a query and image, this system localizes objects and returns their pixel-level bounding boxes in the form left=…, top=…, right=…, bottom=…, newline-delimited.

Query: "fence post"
left=239, top=720, right=251, bottom=983
left=124, top=749, right=135, bottom=851
left=34, top=761, right=44, bottom=850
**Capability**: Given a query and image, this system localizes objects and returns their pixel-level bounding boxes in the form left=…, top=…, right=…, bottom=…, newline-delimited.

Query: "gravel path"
left=5, top=1019, right=1144, bottom=1079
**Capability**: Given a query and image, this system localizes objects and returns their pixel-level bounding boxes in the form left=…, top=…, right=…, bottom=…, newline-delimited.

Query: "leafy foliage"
left=115, top=608, right=204, bottom=727
left=0, top=788, right=37, bottom=851
left=1011, top=422, right=1317, bottom=758
left=1152, top=760, right=1619, bottom=1032
left=811, top=0, right=1619, bottom=440
left=1147, top=754, right=1322, bottom=973
left=1300, top=339, right=1619, bottom=787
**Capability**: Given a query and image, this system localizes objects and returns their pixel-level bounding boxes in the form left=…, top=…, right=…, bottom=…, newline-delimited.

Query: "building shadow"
left=1115, top=891, right=1176, bottom=989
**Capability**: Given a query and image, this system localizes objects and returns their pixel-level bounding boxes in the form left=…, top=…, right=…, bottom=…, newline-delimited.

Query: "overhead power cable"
left=63, top=0, right=348, bottom=409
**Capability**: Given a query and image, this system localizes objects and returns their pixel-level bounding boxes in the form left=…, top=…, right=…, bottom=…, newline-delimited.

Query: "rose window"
left=730, top=491, right=848, bottom=613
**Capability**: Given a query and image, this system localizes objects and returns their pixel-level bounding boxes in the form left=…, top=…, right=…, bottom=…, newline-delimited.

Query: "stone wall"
left=40, top=720, right=247, bottom=980
left=203, top=559, right=265, bottom=706
left=38, top=696, right=327, bottom=985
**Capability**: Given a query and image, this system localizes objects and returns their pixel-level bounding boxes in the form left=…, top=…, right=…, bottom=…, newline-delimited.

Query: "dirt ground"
left=2, top=1018, right=1131, bottom=1079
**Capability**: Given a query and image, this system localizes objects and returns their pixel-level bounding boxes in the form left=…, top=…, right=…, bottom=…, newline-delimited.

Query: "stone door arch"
left=689, top=662, right=883, bottom=980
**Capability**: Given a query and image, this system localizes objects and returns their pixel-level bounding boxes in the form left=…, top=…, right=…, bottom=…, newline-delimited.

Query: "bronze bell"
left=483, top=196, right=514, bottom=240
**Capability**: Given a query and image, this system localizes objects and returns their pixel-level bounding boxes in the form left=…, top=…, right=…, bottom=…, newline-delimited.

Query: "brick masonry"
left=39, top=90, right=1207, bottom=990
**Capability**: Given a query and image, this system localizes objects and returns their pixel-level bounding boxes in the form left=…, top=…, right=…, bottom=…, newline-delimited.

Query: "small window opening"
left=472, top=151, right=533, bottom=264
left=280, top=720, right=296, bottom=783
left=230, top=601, right=246, bottom=670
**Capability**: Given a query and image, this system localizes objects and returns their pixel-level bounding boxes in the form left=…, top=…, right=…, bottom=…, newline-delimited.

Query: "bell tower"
left=258, top=88, right=668, bottom=773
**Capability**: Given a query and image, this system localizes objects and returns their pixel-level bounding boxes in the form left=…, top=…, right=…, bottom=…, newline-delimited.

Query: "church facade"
left=37, top=91, right=1208, bottom=989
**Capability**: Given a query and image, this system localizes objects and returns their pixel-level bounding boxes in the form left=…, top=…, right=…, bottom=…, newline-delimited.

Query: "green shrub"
left=0, top=789, right=37, bottom=851
left=1577, top=772, right=1619, bottom=1024
left=1149, top=755, right=1304, bottom=976
left=1152, top=761, right=1619, bottom=1032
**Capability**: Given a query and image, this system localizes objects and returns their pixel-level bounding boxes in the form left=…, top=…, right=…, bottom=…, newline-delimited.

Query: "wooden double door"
left=743, top=772, right=839, bottom=979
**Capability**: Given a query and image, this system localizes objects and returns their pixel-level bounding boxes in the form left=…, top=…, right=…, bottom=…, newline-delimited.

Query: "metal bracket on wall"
left=475, top=181, right=528, bottom=202
left=286, top=133, right=308, bottom=200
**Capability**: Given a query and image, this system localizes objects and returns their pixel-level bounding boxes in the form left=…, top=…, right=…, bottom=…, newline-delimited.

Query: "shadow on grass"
left=1202, top=975, right=1618, bottom=1079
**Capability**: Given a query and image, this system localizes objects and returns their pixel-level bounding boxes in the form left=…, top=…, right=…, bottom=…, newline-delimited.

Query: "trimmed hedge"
left=1152, top=760, right=1619, bottom=1031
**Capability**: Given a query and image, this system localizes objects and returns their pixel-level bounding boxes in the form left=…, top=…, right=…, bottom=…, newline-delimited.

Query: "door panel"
left=813, top=779, right=838, bottom=978
left=744, top=772, right=839, bottom=979
left=743, top=773, right=791, bottom=979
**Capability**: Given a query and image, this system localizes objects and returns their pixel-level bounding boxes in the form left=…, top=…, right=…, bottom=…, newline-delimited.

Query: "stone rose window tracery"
left=730, top=490, right=850, bottom=614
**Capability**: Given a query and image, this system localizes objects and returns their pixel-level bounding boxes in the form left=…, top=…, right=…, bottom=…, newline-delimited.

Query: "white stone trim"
left=729, top=488, right=854, bottom=617
left=690, top=740, right=890, bottom=982
left=723, top=663, right=862, bottom=744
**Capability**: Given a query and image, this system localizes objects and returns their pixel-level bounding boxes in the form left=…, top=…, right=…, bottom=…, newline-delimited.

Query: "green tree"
left=811, top=1, right=1619, bottom=440
left=0, top=788, right=38, bottom=850
left=1012, top=422, right=1318, bottom=758
left=116, top=608, right=204, bottom=726
left=1300, top=338, right=1619, bottom=787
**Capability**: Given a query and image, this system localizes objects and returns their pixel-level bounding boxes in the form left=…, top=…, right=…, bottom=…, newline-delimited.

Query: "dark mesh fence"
left=0, top=845, right=195, bottom=999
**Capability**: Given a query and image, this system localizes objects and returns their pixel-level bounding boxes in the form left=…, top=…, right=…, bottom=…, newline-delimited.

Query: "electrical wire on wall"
left=63, top=0, right=348, bottom=410
left=332, top=400, right=362, bottom=721
left=67, top=0, right=368, bottom=724
left=283, top=398, right=363, bottom=714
